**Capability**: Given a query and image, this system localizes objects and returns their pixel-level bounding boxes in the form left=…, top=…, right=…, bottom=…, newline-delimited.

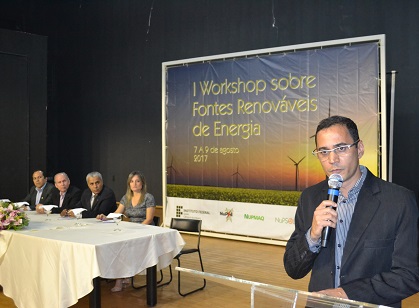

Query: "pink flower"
left=0, top=202, right=29, bottom=231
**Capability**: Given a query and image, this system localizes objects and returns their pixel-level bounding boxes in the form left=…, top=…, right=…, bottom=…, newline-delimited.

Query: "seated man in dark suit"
left=48, top=172, right=82, bottom=214
left=22, top=170, right=57, bottom=211
left=65, top=171, right=116, bottom=218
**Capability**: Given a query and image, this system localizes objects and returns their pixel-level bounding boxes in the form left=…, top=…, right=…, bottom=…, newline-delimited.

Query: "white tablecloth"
left=0, top=212, right=185, bottom=308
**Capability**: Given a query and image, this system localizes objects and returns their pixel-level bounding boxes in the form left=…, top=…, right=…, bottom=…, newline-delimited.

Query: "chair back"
left=170, top=218, right=201, bottom=233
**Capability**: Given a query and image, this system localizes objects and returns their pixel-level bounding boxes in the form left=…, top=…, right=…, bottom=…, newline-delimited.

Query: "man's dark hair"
left=315, top=115, right=359, bottom=146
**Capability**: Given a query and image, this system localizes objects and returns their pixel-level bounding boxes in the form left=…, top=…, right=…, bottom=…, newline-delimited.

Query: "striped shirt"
left=334, top=165, right=367, bottom=287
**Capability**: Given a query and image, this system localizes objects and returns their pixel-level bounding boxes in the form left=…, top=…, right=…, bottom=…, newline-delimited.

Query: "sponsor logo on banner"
left=176, top=205, right=183, bottom=217
left=220, top=208, right=233, bottom=222
left=176, top=204, right=211, bottom=219
left=275, top=217, right=295, bottom=224
left=244, top=214, right=265, bottom=221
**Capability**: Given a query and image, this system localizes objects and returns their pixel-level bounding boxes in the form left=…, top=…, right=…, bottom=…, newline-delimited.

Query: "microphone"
left=321, top=174, right=343, bottom=248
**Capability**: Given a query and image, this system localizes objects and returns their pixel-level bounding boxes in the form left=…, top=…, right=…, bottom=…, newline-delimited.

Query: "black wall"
left=1, top=0, right=418, bottom=202
left=0, top=28, right=47, bottom=201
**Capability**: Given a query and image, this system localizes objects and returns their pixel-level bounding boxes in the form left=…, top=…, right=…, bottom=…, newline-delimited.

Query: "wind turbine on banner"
left=231, top=164, right=245, bottom=188
left=167, top=155, right=177, bottom=184
left=288, top=156, right=305, bottom=191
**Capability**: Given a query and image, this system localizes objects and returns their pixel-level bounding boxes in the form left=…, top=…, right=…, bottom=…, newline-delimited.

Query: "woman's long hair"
left=125, top=170, right=147, bottom=205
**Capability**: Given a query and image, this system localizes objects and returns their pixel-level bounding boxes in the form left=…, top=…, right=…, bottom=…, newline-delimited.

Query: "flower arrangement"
left=0, top=201, right=30, bottom=231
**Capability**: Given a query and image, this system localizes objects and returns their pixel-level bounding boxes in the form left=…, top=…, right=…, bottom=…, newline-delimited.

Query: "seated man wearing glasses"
left=283, top=115, right=419, bottom=307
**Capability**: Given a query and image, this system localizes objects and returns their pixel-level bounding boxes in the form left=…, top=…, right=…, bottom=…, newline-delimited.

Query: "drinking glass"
left=45, top=209, right=52, bottom=221
left=113, top=216, right=122, bottom=231
left=75, top=212, right=82, bottom=226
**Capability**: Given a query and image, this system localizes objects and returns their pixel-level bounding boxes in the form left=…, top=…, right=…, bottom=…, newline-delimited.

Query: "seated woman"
left=97, top=170, right=156, bottom=292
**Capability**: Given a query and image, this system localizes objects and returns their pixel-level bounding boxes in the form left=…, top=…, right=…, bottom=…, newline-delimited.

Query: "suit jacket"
left=51, top=186, right=82, bottom=214
left=23, top=182, right=57, bottom=210
left=283, top=169, right=419, bottom=307
left=75, top=185, right=116, bottom=218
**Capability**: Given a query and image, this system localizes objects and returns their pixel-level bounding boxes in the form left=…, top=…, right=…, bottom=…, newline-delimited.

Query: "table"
left=0, top=212, right=185, bottom=308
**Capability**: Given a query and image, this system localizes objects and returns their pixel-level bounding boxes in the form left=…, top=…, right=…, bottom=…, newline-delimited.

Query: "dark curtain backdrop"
left=0, top=0, right=418, bottom=202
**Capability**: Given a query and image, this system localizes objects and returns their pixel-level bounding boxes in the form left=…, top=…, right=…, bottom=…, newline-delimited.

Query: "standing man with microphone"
left=283, top=116, right=419, bottom=307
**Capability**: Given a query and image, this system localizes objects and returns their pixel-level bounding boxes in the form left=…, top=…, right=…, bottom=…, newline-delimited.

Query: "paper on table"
left=106, top=213, right=125, bottom=219
left=41, top=205, right=58, bottom=212
left=69, top=208, right=87, bottom=215
left=13, top=201, right=29, bottom=208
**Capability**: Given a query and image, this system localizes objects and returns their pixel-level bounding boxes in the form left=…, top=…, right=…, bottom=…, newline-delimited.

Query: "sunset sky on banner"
left=166, top=43, right=379, bottom=191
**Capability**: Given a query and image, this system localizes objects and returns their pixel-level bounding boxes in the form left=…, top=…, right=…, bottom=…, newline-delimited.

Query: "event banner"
left=164, top=41, right=380, bottom=240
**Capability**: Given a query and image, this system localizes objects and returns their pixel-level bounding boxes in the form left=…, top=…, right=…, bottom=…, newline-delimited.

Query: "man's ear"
left=357, top=140, right=365, bottom=159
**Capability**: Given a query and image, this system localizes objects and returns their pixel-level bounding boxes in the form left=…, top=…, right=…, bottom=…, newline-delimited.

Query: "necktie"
left=90, top=194, right=96, bottom=209
left=35, top=188, right=42, bottom=204
left=59, top=193, right=65, bottom=207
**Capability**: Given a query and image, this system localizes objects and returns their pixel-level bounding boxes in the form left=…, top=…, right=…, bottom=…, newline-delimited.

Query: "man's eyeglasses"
left=312, top=140, right=360, bottom=161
